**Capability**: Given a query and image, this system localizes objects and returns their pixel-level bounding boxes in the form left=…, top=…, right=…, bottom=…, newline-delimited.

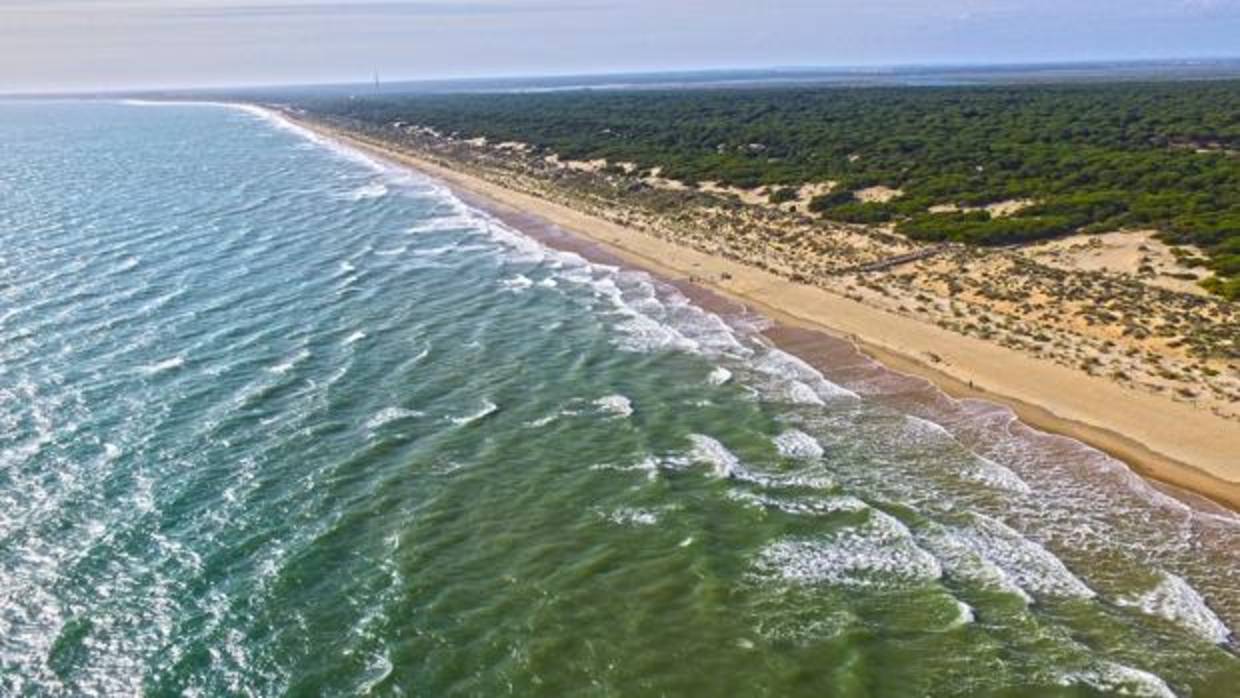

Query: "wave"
left=1057, top=662, right=1175, bottom=698
left=365, top=407, right=425, bottom=430
left=600, top=507, right=659, bottom=526
left=589, top=455, right=662, bottom=481
left=500, top=274, right=534, bottom=292
left=593, top=394, right=633, bottom=418
left=946, top=600, right=975, bottom=629
left=772, top=429, right=824, bottom=460
left=707, top=366, right=733, bottom=386
left=1117, top=571, right=1232, bottom=644
left=343, top=331, right=367, bottom=346
left=917, top=524, right=1033, bottom=604
left=115, top=255, right=140, bottom=273
left=965, top=455, right=1032, bottom=494
left=139, top=356, right=184, bottom=375
left=345, top=182, right=388, bottom=201
left=752, top=348, right=859, bottom=403
left=407, top=215, right=480, bottom=235
left=449, top=399, right=498, bottom=426
left=524, top=413, right=559, bottom=429
left=754, top=509, right=942, bottom=589
left=728, top=490, right=869, bottom=517
left=904, top=415, right=954, bottom=440
left=269, top=349, right=310, bottom=375
left=952, top=513, right=1094, bottom=600
left=688, top=434, right=745, bottom=479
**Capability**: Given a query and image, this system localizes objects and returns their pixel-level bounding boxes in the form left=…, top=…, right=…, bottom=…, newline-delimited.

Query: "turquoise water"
left=1, top=101, right=1238, bottom=697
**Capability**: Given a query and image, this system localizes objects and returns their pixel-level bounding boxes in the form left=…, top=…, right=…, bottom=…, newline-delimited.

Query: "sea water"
left=1, top=101, right=1237, bottom=696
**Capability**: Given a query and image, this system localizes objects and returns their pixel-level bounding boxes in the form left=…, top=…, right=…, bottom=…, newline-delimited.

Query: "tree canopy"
left=298, top=81, right=1240, bottom=297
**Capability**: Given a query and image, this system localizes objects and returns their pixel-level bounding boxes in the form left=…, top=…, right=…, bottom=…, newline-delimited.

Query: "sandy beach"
left=280, top=111, right=1240, bottom=512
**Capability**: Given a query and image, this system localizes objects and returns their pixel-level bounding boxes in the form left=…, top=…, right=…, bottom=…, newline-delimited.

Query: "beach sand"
left=282, top=112, right=1240, bottom=511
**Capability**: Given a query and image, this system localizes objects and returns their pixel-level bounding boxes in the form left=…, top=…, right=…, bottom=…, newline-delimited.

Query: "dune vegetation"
left=305, top=81, right=1240, bottom=297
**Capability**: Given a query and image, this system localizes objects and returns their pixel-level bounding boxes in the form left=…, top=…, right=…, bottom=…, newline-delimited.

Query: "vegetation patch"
left=300, top=81, right=1240, bottom=297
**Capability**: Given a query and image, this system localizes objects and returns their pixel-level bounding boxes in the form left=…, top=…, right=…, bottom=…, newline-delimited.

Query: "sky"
left=2, top=0, right=1239, bottom=92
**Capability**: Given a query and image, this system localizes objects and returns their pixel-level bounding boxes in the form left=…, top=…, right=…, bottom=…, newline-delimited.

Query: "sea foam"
left=449, top=400, right=498, bottom=426
left=1057, top=662, right=1176, bottom=698
left=953, top=513, right=1094, bottom=599
left=139, top=356, right=185, bottom=375
left=365, top=407, right=425, bottom=430
left=688, top=434, right=745, bottom=479
left=345, top=182, right=388, bottom=201
left=593, top=394, right=634, bottom=417
left=772, top=429, right=824, bottom=460
left=1117, top=571, right=1232, bottom=644
left=755, top=510, right=942, bottom=589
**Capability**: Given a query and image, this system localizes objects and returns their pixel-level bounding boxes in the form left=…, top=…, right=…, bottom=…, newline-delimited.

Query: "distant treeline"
left=296, top=81, right=1240, bottom=297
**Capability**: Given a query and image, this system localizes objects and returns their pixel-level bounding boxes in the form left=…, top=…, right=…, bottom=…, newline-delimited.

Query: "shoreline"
left=277, top=109, right=1240, bottom=512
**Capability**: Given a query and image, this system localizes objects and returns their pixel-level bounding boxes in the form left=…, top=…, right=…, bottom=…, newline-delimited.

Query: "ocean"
left=1, top=100, right=1237, bottom=696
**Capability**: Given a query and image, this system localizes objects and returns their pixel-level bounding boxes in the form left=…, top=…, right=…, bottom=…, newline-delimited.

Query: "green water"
left=0, top=101, right=1236, bottom=696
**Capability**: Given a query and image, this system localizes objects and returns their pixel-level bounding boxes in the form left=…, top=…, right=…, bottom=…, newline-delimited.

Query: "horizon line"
left=5, top=55, right=1240, bottom=98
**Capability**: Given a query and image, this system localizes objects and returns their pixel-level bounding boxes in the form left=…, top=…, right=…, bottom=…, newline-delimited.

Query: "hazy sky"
left=2, top=0, right=1239, bottom=92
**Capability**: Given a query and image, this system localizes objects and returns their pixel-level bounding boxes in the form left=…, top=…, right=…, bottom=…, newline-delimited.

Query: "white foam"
left=758, top=471, right=837, bottom=490
left=355, top=652, right=394, bottom=695
left=953, top=514, right=1094, bottom=599
left=902, top=417, right=1035, bottom=493
left=449, top=399, right=498, bottom=426
left=409, top=345, right=430, bottom=364
left=593, top=394, right=633, bottom=417
left=269, top=349, right=310, bottom=374
left=602, top=507, right=659, bottom=526
left=407, top=214, right=478, bottom=235
left=918, top=525, right=1033, bottom=604
left=947, top=600, right=975, bottom=629
left=729, top=490, right=869, bottom=517
left=589, top=455, right=661, bottom=481
left=524, top=414, right=559, bottom=428
left=365, top=407, right=424, bottom=430
left=707, top=366, right=733, bottom=386
left=1058, top=662, right=1176, bottom=698
left=500, top=274, right=534, bottom=292
left=346, top=182, right=388, bottom=201
left=1117, top=571, right=1232, bottom=644
left=773, top=429, right=824, bottom=460
left=784, top=381, right=826, bottom=406
left=753, top=348, right=859, bottom=402
left=755, top=510, right=942, bottom=589
left=343, top=331, right=367, bottom=346
left=904, top=415, right=955, bottom=440
left=966, top=455, right=1032, bottom=494
left=139, top=356, right=184, bottom=375
left=688, top=434, right=744, bottom=479
left=611, top=311, right=700, bottom=354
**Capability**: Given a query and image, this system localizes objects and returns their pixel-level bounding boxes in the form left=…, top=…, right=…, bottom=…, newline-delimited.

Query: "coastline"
left=276, top=109, right=1240, bottom=512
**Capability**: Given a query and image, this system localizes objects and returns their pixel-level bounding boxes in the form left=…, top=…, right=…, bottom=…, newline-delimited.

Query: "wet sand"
left=279, top=112, right=1240, bottom=512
